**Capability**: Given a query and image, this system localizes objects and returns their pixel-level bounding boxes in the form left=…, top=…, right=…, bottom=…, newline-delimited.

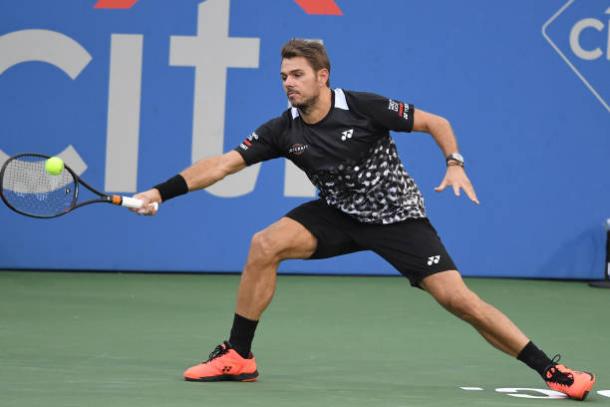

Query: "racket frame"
left=0, top=152, right=140, bottom=219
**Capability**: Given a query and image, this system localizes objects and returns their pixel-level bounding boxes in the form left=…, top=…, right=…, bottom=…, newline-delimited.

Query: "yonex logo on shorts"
left=427, top=255, right=440, bottom=266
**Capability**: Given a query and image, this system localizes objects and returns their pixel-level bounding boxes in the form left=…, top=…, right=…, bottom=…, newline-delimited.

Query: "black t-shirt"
left=235, top=88, right=426, bottom=224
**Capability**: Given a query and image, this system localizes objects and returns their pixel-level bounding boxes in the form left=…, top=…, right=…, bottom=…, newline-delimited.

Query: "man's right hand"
left=131, top=188, right=162, bottom=216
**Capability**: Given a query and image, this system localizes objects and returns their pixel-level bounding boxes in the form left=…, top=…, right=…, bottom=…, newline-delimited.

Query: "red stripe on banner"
left=94, top=0, right=139, bottom=9
left=294, top=0, right=343, bottom=15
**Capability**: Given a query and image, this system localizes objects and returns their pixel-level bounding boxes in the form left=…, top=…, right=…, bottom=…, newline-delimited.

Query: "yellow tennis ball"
left=45, top=156, right=64, bottom=176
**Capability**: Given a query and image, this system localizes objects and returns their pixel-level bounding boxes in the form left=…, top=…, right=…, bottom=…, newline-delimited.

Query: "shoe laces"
left=204, top=341, right=231, bottom=363
left=544, top=354, right=574, bottom=386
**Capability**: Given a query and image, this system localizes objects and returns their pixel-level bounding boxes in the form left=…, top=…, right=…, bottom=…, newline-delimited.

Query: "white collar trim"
left=334, top=88, right=349, bottom=110
left=290, top=107, right=299, bottom=119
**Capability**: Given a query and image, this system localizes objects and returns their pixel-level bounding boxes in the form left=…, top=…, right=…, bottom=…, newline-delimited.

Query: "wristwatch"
left=446, top=152, right=465, bottom=167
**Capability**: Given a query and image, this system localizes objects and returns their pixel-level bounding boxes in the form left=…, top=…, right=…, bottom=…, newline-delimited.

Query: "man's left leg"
left=420, top=270, right=528, bottom=356
left=421, top=270, right=596, bottom=400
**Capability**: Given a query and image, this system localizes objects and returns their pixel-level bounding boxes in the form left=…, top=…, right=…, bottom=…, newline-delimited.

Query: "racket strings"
left=1, top=156, right=76, bottom=217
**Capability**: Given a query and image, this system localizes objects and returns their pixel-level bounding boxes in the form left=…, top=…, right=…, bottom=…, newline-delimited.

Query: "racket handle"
left=116, top=196, right=159, bottom=211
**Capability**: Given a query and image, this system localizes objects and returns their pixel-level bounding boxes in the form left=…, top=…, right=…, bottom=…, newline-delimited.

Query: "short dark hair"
left=281, top=39, right=331, bottom=87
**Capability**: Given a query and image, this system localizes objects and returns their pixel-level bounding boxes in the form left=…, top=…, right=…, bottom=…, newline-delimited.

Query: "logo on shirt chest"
left=341, top=129, right=354, bottom=141
left=288, top=143, right=309, bottom=155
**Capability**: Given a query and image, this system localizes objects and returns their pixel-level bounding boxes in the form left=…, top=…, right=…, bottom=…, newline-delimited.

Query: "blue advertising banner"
left=1, top=0, right=609, bottom=279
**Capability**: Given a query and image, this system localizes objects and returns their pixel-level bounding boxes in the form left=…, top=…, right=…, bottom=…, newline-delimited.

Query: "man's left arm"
left=412, top=108, right=480, bottom=205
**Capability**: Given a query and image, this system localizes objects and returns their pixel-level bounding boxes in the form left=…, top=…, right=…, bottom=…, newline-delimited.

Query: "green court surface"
left=0, top=271, right=608, bottom=407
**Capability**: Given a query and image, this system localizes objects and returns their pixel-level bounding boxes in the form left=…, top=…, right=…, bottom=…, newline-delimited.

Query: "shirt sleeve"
left=234, top=115, right=286, bottom=166
left=344, top=90, right=414, bottom=132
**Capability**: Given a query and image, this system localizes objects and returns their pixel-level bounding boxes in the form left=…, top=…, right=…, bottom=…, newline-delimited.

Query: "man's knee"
left=249, top=229, right=282, bottom=265
left=435, top=289, right=485, bottom=323
left=422, top=271, right=485, bottom=323
left=248, top=217, right=317, bottom=263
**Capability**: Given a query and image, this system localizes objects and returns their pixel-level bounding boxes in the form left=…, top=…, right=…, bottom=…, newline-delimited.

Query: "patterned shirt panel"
left=309, top=136, right=425, bottom=224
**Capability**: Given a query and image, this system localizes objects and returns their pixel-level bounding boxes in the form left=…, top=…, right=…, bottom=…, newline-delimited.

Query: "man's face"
left=280, top=57, right=327, bottom=111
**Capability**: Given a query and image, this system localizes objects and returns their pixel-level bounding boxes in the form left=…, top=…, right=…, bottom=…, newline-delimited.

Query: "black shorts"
left=285, top=200, right=457, bottom=287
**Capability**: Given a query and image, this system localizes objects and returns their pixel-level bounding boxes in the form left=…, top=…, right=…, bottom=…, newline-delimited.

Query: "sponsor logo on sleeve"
left=402, top=104, right=410, bottom=120
left=388, top=99, right=409, bottom=120
left=388, top=99, right=400, bottom=112
left=239, top=132, right=259, bottom=150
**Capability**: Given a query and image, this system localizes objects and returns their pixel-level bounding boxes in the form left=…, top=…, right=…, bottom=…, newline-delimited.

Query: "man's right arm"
left=181, top=150, right=246, bottom=191
left=132, top=150, right=246, bottom=215
left=134, top=113, right=286, bottom=215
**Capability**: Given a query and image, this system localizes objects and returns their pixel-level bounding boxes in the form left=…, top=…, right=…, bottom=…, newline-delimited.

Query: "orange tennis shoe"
left=183, top=341, right=258, bottom=382
left=544, top=356, right=595, bottom=400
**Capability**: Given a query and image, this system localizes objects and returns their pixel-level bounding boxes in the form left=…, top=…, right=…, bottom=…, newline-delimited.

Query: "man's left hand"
left=435, top=166, right=480, bottom=205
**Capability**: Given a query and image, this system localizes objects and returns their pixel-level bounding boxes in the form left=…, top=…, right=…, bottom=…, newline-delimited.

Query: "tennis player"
left=133, top=39, right=595, bottom=400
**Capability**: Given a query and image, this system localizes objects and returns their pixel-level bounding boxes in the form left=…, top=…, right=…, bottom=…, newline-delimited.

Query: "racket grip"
left=119, top=196, right=159, bottom=211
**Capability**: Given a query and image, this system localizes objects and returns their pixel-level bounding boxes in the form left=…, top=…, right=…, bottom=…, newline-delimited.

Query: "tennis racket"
left=0, top=152, right=158, bottom=219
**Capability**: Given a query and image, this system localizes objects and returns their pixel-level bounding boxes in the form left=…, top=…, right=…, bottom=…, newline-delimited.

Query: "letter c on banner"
left=569, top=18, right=604, bottom=60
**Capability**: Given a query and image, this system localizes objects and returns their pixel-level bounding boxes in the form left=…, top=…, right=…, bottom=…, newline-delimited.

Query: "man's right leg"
left=235, top=217, right=318, bottom=320
left=183, top=217, right=317, bottom=382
